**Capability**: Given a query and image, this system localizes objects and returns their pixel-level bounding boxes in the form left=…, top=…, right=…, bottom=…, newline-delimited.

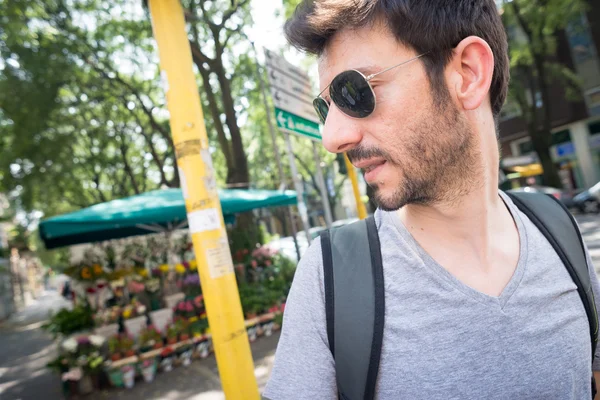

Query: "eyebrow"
left=354, top=65, right=382, bottom=77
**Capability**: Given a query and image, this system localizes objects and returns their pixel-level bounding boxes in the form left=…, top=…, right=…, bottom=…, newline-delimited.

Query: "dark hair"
left=284, top=0, right=510, bottom=117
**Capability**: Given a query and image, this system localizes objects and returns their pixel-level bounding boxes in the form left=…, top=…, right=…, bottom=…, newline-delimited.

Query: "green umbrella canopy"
left=39, top=188, right=297, bottom=249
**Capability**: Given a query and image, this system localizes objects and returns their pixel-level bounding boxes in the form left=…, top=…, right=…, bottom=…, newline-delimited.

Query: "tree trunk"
left=190, top=46, right=235, bottom=179
left=529, top=125, right=563, bottom=188
left=533, top=55, right=563, bottom=188
left=214, top=59, right=249, bottom=187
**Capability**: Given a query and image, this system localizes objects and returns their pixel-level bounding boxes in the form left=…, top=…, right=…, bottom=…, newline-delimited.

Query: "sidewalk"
left=0, top=287, right=278, bottom=400
left=0, top=289, right=71, bottom=400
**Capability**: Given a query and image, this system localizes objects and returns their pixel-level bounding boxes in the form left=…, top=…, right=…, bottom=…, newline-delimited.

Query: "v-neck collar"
left=385, top=191, right=529, bottom=309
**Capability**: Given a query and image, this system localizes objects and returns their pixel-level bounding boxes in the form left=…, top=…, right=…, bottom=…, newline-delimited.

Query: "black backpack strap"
left=321, top=215, right=385, bottom=400
left=506, top=191, right=599, bottom=361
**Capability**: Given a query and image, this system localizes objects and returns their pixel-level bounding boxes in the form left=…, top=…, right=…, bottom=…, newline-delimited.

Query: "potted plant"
left=189, top=317, right=209, bottom=339
left=140, top=358, right=157, bottom=383
left=122, top=364, right=136, bottom=389
left=247, top=324, right=259, bottom=342
left=160, top=347, right=175, bottom=372
left=138, top=326, right=163, bottom=353
left=179, top=346, right=194, bottom=367
left=120, top=334, right=136, bottom=358
left=175, top=318, right=190, bottom=341
left=195, top=339, right=211, bottom=359
left=82, top=351, right=105, bottom=390
left=107, top=367, right=125, bottom=388
left=166, top=324, right=179, bottom=345
left=108, top=335, right=122, bottom=362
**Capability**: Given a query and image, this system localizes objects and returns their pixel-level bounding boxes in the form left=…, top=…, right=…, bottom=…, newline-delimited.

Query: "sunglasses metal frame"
left=314, top=52, right=430, bottom=123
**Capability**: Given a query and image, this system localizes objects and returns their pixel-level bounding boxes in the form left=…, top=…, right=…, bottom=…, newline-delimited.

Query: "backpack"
left=319, top=191, right=599, bottom=400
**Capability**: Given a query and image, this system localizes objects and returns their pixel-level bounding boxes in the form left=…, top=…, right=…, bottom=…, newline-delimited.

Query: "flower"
left=199, top=312, right=207, bottom=320
left=123, top=308, right=132, bottom=319
left=96, top=282, right=106, bottom=289
left=175, top=264, right=186, bottom=274
left=81, top=267, right=92, bottom=280
left=76, top=336, right=91, bottom=346
left=86, top=287, right=96, bottom=294
left=61, top=367, right=82, bottom=382
left=138, top=269, right=148, bottom=278
left=189, top=260, right=198, bottom=271
left=145, top=279, right=160, bottom=293
left=128, top=280, right=145, bottom=294
left=183, top=274, right=200, bottom=286
left=93, top=264, right=103, bottom=276
left=251, top=260, right=258, bottom=269
left=62, top=338, right=78, bottom=353
left=188, top=316, right=198, bottom=323
left=265, top=260, right=272, bottom=267
left=185, top=301, right=194, bottom=313
left=193, top=295, right=204, bottom=308
left=89, top=335, right=105, bottom=347
left=159, top=264, right=170, bottom=272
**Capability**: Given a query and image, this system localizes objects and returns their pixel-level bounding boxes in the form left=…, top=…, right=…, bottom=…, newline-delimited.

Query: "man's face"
left=318, top=24, right=480, bottom=211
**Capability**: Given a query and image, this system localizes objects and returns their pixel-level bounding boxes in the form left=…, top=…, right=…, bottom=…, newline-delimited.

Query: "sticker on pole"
left=203, top=237, right=234, bottom=279
left=179, top=167, right=188, bottom=199
left=188, top=208, right=221, bottom=233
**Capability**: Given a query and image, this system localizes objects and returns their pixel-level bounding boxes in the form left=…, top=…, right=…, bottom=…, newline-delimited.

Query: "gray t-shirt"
left=264, top=193, right=600, bottom=399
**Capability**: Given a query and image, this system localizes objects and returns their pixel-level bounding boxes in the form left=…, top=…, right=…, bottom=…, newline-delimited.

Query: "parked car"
left=573, top=182, right=600, bottom=214
left=507, top=186, right=577, bottom=210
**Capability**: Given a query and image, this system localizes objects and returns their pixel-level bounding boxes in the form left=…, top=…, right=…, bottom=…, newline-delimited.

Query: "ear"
left=449, top=36, right=494, bottom=111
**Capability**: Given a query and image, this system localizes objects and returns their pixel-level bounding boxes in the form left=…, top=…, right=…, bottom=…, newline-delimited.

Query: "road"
left=574, top=214, right=600, bottom=272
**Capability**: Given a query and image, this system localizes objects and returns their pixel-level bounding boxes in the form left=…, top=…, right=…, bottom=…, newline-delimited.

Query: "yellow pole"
left=147, top=1, right=259, bottom=398
left=344, top=153, right=368, bottom=220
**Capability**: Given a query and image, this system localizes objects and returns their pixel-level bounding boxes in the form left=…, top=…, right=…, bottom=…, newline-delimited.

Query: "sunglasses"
left=313, top=52, right=429, bottom=124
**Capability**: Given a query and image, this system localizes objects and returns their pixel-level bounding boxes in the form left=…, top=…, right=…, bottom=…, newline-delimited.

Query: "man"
left=264, top=1, right=600, bottom=399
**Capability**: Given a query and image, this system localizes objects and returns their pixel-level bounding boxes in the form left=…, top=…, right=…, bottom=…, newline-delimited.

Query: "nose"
left=321, top=104, right=363, bottom=154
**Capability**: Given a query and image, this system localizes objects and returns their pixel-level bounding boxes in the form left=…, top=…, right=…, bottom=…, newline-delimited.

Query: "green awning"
left=39, top=188, right=297, bottom=249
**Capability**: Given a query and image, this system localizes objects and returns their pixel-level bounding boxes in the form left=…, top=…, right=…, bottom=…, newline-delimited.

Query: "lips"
left=352, top=159, right=387, bottom=183
left=352, top=158, right=386, bottom=171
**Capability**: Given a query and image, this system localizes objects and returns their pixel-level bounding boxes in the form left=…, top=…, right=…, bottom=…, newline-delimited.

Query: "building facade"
left=499, top=2, right=600, bottom=190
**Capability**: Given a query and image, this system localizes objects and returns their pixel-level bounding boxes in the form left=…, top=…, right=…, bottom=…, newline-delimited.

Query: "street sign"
left=267, top=69, right=312, bottom=99
left=265, top=48, right=320, bottom=132
left=275, top=107, right=321, bottom=141
left=265, top=49, right=310, bottom=83
left=271, top=89, right=316, bottom=123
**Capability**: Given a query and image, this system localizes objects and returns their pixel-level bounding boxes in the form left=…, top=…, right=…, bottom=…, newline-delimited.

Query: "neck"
left=398, top=125, right=510, bottom=261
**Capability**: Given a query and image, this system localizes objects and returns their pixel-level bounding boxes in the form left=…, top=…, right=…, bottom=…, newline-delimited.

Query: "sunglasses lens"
left=330, top=70, right=375, bottom=119
left=313, top=97, right=329, bottom=124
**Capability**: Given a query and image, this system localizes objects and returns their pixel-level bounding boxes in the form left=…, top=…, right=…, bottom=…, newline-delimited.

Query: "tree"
left=180, top=0, right=254, bottom=187
left=502, top=0, right=586, bottom=188
left=0, top=0, right=187, bottom=216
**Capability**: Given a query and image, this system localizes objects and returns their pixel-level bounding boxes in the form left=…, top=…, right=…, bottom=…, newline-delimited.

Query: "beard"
left=348, top=103, right=482, bottom=212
